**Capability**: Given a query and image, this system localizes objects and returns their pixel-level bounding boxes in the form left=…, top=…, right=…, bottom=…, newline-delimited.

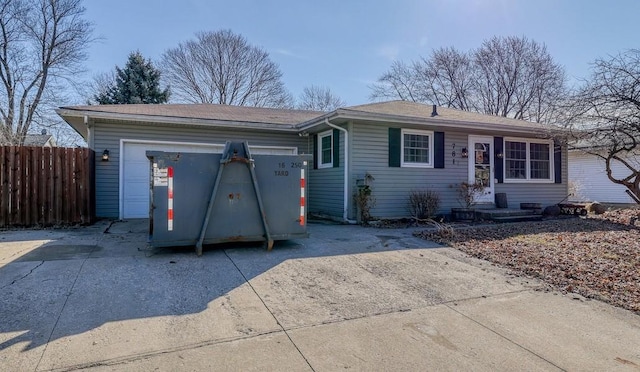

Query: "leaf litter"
left=415, top=208, right=640, bottom=314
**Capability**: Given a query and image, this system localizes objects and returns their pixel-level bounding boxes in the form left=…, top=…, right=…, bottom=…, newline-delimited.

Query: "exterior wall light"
left=102, top=149, right=110, bottom=161
left=461, top=147, right=468, bottom=158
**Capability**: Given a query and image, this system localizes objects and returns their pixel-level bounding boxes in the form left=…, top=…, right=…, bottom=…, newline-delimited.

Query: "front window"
left=530, top=143, right=550, bottom=179
left=318, top=131, right=333, bottom=168
left=504, top=138, right=553, bottom=182
left=401, top=129, right=433, bottom=167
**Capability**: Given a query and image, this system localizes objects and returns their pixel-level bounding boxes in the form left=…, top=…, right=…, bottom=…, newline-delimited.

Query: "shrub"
left=407, top=189, right=441, bottom=219
left=455, top=181, right=485, bottom=208
left=355, top=172, right=376, bottom=225
left=355, top=184, right=376, bottom=224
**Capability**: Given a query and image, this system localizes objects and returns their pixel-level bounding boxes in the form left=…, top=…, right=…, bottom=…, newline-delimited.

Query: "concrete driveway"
left=1, top=220, right=639, bottom=371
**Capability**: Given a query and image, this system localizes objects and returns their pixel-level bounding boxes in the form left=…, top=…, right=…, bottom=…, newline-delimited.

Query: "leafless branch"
left=296, top=85, right=345, bottom=111
left=160, top=29, right=292, bottom=108
left=0, top=0, right=92, bottom=145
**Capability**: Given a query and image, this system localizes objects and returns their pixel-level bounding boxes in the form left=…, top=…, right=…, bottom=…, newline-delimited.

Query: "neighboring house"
left=56, top=100, right=567, bottom=220
left=24, top=131, right=57, bottom=147
left=568, top=148, right=637, bottom=204
left=0, top=131, right=56, bottom=146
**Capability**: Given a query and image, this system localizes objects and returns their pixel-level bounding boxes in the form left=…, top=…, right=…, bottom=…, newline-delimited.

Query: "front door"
left=468, top=136, right=494, bottom=203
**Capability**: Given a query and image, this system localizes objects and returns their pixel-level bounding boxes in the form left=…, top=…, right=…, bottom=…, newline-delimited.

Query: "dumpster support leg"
left=244, top=143, right=274, bottom=250
left=249, top=164, right=273, bottom=250
left=195, top=162, right=226, bottom=256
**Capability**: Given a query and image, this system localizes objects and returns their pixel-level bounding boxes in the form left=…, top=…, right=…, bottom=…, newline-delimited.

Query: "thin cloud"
left=274, top=48, right=306, bottom=59
left=376, top=44, right=401, bottom=61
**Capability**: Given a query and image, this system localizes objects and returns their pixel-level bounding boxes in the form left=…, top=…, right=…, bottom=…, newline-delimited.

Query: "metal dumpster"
left=146, top=141, right=310, bottom=255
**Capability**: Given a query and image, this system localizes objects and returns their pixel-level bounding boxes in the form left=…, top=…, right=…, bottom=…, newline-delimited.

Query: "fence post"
left=0, top=147, right=8, bottom=226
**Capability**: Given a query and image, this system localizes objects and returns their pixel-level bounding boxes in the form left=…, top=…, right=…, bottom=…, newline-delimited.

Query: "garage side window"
left=318, top=130, right=333, bottom=168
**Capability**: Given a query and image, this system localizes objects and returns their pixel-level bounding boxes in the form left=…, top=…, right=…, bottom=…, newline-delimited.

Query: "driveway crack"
left=223, top=250, right=316, bottom=372
left=443, top=303, right=567, bottom=371
left=35, top=255, right=90, bottom=371
left=0, top=260, right=44, bottom=290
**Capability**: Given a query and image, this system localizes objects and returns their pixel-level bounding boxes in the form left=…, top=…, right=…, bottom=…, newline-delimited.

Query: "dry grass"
left=415, top=209, right=640, bottom=314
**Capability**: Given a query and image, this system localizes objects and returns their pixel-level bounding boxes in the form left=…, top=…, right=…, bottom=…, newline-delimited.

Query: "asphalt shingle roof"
left=23, top=134, right=53, bottom=146
left=339, top=100, right=546, bottom=129
left=60, top=104, right=324, bottom=126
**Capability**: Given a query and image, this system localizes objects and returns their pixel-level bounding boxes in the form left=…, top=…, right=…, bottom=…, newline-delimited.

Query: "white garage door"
left=120, top=140, right=297, bottom=219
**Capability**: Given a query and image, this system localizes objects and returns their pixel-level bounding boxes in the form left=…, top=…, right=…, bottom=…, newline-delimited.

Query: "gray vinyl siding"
left=92, top=121, right=307, bottom=218
left=350, top=122, right=467, bottom=219
left=308, top=129, right=344, bottom=218
left=494, top=151, right=568, bottom=207
left=349, top=121, right=568, bottom=219
left=90, top=117, right=568, bottom=220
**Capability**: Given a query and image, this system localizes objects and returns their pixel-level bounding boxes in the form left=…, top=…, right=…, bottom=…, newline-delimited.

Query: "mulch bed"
left=414, top=208, right=640, bottom=315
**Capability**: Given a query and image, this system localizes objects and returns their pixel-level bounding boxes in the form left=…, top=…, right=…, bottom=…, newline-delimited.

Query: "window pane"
left=530, top=143, right=550, bottom=179
left=403, top=133, right=430, bottom=163
left=505, top=141, right=526, bottom=179
left=530, top=143, right=549, bottom=160
left=321, top=135, right=332, bottom=164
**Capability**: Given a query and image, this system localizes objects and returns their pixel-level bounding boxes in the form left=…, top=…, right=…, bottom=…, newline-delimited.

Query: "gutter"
left=298, top=110, right=554, bottom=135
left=55, top=108, right=301, bottom=133
left=324, top=119, right=356, bottom=224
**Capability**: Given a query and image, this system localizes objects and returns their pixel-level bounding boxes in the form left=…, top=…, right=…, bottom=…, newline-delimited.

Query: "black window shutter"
left=554, top=140, right=562, bottom=183
left=333, top=129, right=340, bottom=168
left=434, top=131, right=445, bottom=168
left=388, top=128, right=401, bottom=167
left=312, top=134, right=318, bottom=169
left=494, top=137, right=504, bottom=183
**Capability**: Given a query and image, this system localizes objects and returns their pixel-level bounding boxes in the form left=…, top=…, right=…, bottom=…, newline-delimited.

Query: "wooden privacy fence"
left=0, top=146, right=95, bottom=227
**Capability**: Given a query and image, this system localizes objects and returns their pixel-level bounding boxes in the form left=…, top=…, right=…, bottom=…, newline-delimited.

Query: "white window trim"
left=401, top=128, right=434, bottom=168
left=503, top=137, right=554, bottom=183
left=317, top=130, right=333, bottom=169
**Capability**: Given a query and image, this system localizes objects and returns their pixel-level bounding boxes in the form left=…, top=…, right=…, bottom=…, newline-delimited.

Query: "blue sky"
left=80, top=0, right=639, bottom=106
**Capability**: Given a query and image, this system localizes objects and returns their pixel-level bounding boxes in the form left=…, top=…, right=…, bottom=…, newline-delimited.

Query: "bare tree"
left=370, top=36, right=566, bottom=122
left=370, top=60, right=422, bottom=102
left=472, top=36, right=566, bottom=121
left=296, top=85, right=345, bottom=111
left=565, top=50, right=640, bottom=203
left=418, top=47, right=474, bottom=110
left=0, top=0, right=93, bottom=145
left=161, top=29, right=293, bottom=108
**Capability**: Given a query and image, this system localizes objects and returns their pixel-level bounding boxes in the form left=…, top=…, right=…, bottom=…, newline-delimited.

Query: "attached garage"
left=56, top=104, right=319, bottom=219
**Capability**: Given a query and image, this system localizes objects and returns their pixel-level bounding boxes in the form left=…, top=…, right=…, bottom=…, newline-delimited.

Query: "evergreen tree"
left=95, top=51, right=170, bottom=104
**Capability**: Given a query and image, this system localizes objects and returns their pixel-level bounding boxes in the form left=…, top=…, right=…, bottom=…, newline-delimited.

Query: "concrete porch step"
left=475, top=208, right=537, bottom=219
left=489, top=214, right=544, bottom=223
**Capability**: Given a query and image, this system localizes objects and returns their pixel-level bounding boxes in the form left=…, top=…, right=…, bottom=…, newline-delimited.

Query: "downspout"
left=324, top=119, right=356, bottom=224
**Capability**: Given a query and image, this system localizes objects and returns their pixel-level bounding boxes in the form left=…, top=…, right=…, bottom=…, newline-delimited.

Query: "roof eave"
left=297, top=110, right=552, bottom=135
left=56, top=108, right=89, bottom=139
left=296, top=110, right=342, bottom=130
left=56, top=108, right=300, bottom=136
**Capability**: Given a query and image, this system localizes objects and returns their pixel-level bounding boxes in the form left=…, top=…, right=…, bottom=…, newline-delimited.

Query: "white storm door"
left=468, top=136, right=494, bottom=203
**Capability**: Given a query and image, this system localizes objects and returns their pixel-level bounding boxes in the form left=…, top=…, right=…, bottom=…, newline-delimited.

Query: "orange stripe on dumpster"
left=168, top=166, right=174, bottom=231
left=299, top=168, right=305, bottom=225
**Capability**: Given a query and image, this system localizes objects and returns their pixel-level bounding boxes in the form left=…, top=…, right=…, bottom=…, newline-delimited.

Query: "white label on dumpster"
left=153, top=167, right=168, bottom=186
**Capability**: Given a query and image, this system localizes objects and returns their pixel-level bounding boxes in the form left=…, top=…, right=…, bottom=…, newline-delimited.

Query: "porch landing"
left=475, top=208, right=543, bottom=223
